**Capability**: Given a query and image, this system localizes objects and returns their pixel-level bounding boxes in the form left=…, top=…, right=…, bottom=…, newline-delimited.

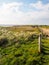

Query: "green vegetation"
left=0, top=25, right=49, bottom=65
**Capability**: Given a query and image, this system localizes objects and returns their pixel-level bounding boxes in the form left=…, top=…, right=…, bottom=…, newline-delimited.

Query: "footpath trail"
left=40, top=28, right=49, bottom=35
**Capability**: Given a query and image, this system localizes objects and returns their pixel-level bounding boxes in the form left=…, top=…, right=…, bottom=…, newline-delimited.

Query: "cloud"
left=0, top=2, right=23, bottom=24
left=0, top=1, right=49, bottom=25
left=29, top=1, right=49, bottom=22
left=30, top=1, right=49, bottom=11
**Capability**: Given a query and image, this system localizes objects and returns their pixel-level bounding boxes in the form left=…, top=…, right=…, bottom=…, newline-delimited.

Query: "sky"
left=0, top=0, right=49, bottom=25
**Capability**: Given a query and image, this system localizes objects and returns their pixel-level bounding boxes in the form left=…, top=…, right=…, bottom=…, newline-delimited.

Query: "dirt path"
left=40, top=28, right=49, bottom=35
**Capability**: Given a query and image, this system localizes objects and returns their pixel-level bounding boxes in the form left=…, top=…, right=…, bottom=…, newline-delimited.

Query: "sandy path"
left=40, top=28, right=49, bottom=35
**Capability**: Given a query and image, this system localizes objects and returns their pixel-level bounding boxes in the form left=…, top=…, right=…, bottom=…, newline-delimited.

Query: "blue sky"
left=0, top=0, right=49, bottom=25
left=0, top=0, right=49, bottom=4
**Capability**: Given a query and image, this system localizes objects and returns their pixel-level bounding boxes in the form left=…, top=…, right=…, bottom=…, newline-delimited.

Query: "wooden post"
left=38, top=34, right=41, bottom=53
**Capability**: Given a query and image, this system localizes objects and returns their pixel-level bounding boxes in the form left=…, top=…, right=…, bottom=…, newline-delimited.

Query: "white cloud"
left=30, top=1, right=49, bottom=11
left=0, top=1, right=49, bottom=25
left=30, top=1, right=43, bottom=9
left=0, top=2, right=23, bottom=24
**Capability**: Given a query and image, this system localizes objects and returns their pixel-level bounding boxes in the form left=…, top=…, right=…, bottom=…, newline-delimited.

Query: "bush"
left=0, top=37, right=9, bottom=47
left=27, top=34, right=38, bottom=41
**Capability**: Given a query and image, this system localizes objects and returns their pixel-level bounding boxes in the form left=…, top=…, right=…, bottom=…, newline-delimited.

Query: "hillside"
left=0, top=25, right=49, bottom=65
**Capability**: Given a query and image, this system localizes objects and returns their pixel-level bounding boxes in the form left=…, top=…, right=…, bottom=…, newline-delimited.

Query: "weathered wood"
left=38, top=34, right=41, bottom=53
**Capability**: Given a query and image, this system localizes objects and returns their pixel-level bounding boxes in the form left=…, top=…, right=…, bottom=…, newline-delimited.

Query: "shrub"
left=0, top=37, right=9, bottom=47
left=27, top=34, right=38, bottom=41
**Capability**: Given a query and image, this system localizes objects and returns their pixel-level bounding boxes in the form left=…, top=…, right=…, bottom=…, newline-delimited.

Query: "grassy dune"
left=0, top=25, right=49, bottom=65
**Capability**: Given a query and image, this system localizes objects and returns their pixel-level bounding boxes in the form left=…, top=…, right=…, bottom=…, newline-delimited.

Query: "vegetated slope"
left=1, top=25, right=39, bottom=32
left=0, top=26, right=49, bottom=65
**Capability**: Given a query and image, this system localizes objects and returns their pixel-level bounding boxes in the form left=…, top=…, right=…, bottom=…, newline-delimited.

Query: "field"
left=0, top=25, right=49, bottom=65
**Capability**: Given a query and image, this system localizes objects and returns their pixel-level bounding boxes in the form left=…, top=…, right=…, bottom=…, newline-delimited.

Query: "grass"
left=0, top=25, right=49, bottom=65
left=41, top=38, right=49, bottom=65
